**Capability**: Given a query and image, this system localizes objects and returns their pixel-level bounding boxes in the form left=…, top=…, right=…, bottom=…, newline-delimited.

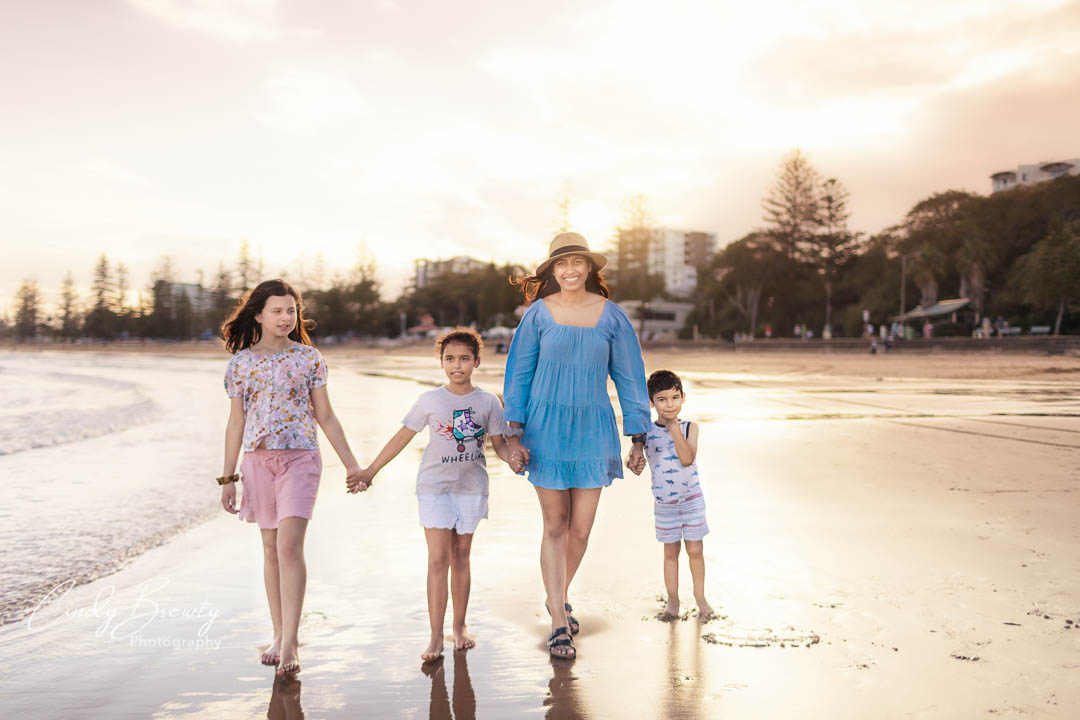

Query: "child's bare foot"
left=421, top=636, right=445, bottom=663
left=696, top=597, right=715, bottom=619
left=662, top=598, right=680, bottom=619
left=261, top=635, right=282, bottom=666
left=453, top=625, right=475, bottom=651
left=276, top=644, right=300, bottom=677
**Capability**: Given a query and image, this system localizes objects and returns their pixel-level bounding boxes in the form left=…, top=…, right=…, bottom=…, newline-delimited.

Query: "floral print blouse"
left=224, top=343, right=328, bottom=452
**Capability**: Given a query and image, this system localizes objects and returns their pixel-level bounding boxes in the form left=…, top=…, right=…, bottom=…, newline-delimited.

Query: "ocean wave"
left=0, top=367, right=159, bottom=455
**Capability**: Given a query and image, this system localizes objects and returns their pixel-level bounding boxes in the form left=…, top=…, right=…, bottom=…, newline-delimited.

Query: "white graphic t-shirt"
left=402, top=386, right=508, bottom=496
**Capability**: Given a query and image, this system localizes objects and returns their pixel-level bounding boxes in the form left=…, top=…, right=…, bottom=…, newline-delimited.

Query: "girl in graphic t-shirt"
left=220, top=279, right=366, bottom=678
left=348, top=327, right=521, bottom=662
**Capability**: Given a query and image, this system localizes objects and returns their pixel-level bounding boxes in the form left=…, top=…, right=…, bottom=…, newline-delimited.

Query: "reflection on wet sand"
left=662, top=619, right=705, bottom=720
left=544, top=659, right=589, bottom=720
left=267, top=677, right=304, bottom=720
left=423, top=652, right=477, bottom=720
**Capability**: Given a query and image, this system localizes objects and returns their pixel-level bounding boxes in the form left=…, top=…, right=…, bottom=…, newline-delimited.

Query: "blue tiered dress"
left=502, top=298, right=651, bottom=490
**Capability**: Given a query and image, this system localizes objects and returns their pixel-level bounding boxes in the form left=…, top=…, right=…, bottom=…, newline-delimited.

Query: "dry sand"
left=1, top=348, right=1078, bottom=718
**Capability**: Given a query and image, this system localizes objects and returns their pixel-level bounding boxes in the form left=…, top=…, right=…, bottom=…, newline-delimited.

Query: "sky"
left=3, top=0, right=1079, bottom=313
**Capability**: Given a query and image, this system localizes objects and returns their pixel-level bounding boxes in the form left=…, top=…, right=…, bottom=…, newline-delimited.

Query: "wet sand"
left=1, top=351, right=1079, bottom=718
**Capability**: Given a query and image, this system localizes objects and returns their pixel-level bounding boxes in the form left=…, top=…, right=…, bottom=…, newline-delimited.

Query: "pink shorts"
left=238, top=449, right=322, bottom=529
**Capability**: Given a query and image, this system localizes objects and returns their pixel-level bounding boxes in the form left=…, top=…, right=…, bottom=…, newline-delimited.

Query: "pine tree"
left=60, top=271, right=79, bottom=339
left=14, top=279, right=41, bottom=341
left=555, top=181, right=572, bottom=233
left=114, top=262, right=129, bottom=312
left=802, top=177, right=862, bottom=334
left=237, top=240, right=256, bottom=293
left=762, top=149, right=822, bottom=260
left=92, top=254, right=111, bottom=312
left=84, top=254, right=117, bottom=339
left=211, top=263, right=234, bottom=336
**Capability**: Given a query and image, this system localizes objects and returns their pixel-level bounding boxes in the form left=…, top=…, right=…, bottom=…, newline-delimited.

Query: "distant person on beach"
left=348, top=327, right=520, bottom=662
left=628, top=370, right=714, bottom=620
left=219, top=279, right=365, bottom=678
left=503, top=232, right=651, bottom=660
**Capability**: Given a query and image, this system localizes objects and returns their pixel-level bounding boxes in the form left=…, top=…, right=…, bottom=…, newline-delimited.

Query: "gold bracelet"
left=217, top=473, right=240, bottom=485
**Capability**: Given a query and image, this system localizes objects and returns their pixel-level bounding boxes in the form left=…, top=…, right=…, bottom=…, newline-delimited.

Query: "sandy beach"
left=1, top=347, right=1078, bottom=718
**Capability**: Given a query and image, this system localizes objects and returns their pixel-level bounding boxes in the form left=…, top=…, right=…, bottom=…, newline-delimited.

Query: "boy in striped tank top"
left=633, top=370, right=714, bottom=620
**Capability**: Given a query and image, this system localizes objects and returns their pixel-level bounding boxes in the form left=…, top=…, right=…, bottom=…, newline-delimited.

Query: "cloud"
left=745, top=0, right=1080, bottom=102
left=126, top=0, right=293, bottom=42
left=6, top=0, right=1080, bottom=308
left=257, top=68, right=369, bottom=133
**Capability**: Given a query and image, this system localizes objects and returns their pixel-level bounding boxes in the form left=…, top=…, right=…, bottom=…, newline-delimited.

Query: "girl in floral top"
left=219, top=279, right=366, bottom=678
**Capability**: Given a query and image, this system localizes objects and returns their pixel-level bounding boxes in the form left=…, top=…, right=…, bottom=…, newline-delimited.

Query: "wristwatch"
left=630, top=433, right=646, bottom=445
left=504, top=426, right=524, bottom=439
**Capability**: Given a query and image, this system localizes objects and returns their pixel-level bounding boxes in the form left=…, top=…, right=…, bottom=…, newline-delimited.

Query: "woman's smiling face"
left=551, top=254, right=590, bottom=292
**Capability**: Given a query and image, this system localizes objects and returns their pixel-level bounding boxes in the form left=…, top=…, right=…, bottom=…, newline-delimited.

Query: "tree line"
left=690, top=151, right=1080, bottom=338
left=6, top=240, right=528, bottom=343
left=8, top=152, right=1080, bottom=342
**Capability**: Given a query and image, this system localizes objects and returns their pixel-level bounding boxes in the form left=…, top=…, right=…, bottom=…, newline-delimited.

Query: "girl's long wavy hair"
left=221, top=279, right=314, bottom=354
left=510, top=257, right=611, bottom=305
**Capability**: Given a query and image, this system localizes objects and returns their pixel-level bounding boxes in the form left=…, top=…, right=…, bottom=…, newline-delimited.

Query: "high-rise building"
left=159, top=281, right=210, bottom=313
left=647, top=229, right=717, bottom=298
left=414, top=256, right=489, bottom=288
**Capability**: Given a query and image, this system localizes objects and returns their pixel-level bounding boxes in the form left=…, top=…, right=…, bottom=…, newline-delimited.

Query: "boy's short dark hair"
left=436, top=326, right=484, bottom=358
left=647, top=369, right=683, bottom=399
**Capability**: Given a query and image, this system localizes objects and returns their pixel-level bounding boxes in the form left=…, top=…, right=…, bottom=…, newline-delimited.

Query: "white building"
left=991, top=159, right=1080, bottom=193
left=617, top=299, right=695, bottom=341
left=647, top=229, right=716, bottom=298
left=414, top=256, right=490, bottom=288
left=160, top=282, right=210, bottom=313
left=609, top=229, right=716, bottom=298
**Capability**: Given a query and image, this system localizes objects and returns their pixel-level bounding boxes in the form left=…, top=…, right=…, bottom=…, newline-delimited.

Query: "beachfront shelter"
left=890, top=298, right=971, bottom=323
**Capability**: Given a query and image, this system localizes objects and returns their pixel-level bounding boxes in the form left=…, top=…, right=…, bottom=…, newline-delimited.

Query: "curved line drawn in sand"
left=701, top=626, right=821, bottom=648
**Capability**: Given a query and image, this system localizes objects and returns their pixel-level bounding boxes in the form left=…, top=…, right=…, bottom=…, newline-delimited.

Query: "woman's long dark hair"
left=510, top=258, right=611, bottom=305
left=221, top=279, right=314, bottom=354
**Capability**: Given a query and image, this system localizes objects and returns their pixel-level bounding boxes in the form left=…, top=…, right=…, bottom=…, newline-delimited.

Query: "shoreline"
left=4, top=340, right=1079, bottom=382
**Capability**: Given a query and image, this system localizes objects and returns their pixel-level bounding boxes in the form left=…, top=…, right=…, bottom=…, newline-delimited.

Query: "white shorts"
left=417, top=493, right=488, bottom=534
left=654, top=493, right=709, bottom=543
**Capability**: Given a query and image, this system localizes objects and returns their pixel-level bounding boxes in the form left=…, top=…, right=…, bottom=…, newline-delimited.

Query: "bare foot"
left=421, top=636, right=445, bottom=663
left=453, top=625, right=475, bottom=651
left=662, top=598, right=680, bottom=620
left=696, top=597, right=715, bottom=619
left=261, top=635, right=282, bottom=666
left=277, top=644, right=300, bottom=677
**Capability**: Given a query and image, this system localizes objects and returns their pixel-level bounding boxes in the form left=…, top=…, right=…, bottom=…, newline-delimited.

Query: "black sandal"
left=547, top=626, right=576, bottom=659
left=564, top=603, right=580, bottom=635
left=545, top=601, right=581, bottom=635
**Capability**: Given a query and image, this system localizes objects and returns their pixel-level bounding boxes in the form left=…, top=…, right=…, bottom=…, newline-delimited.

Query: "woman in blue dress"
left=503, top=232, right=651, bottom=659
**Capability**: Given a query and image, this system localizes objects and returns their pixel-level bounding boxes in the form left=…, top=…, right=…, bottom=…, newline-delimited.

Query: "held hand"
left=507, top=438, right=530, bottom=473
left=346, top=466, right=374, bottom=494
left=626, top=444, right=646, bottom=475
left=221, top=483, right=238, bottom=514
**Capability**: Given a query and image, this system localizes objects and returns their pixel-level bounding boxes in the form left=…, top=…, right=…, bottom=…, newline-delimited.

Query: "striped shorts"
left=654, top=493, right=709, bottom=543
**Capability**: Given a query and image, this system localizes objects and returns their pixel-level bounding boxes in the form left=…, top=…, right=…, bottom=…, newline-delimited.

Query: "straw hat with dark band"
left=535, top=232, right=608, bottom=276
